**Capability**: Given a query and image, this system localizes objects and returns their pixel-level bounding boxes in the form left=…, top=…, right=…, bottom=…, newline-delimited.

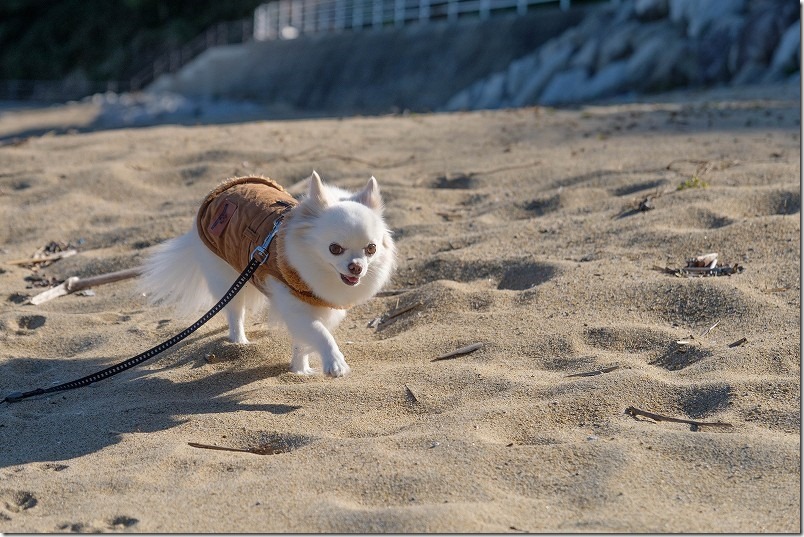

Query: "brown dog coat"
left=196, top=176, right=344, bottom=309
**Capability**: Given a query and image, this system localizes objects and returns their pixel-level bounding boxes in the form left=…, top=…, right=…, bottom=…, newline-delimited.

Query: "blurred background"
left=0, top=0, right=799, bottom=124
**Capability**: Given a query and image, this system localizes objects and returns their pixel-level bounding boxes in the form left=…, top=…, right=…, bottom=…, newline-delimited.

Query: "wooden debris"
left=687, top=252, right=718, bottom=268
left=432, top=342, right=484, bottom=362
left=404, top=384, right=419, bottom=404
left=565, top=365, right=619, bottom=378
left=625, top=406, right=733, bottom=430
left=188, top=441, right=289, bottom=455
left=763, top=287, right=788, bottom=293
left=728, top=337, right=748, bottom=348
left=7, top=249, right=78, bottom=266
left=654, top=252, right=744, bottom=278
left=375, top=288, right=412, bottom=297
left=371, top=301, right=423, bottom=329
left=698, top=320, right=720, bottom=337
left=29, top=266, right=142, bottom=305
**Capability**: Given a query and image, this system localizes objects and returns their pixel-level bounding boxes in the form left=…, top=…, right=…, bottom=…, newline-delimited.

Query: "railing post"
left=419, top=0, right=429, bottom=22
left=335, top=0, right=346, bottom=31
left=479, top=0, right=490, bottom=20
left=517, top=0, right=526, bottom=15
left=353, top=0, right=364, bottom=30
left=560, top=0, right=570, bottom=10
left=394, top=0, right=404, bottom=27
left=447, top=0, right=457, bottom=22
left=373, top=0, right=383, bottom=28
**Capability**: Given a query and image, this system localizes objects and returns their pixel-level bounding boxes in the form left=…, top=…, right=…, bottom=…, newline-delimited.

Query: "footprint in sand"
left=0, top=489, right=37, bottom=521
left=17, top=314, right=46, bottom=330
left=57, top=515, right=139, bottom=533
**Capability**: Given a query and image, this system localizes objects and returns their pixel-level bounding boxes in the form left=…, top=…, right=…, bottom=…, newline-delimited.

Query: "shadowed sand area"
left=0, top=83, right=799, bottom=532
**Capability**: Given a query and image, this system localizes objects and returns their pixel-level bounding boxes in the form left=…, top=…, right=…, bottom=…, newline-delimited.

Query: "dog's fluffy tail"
left=139, top=225, right=219, bottom=318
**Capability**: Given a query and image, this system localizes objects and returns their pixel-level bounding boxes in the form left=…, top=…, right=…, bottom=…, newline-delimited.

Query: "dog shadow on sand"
left=0, top=328, right=299, bottom=468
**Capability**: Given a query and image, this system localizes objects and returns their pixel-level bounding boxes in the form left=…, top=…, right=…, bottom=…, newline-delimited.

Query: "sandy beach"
left=0, top=83, right=799, bottom=533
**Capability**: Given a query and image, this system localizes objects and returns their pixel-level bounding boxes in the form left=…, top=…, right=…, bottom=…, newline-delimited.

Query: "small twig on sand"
left=698, top=320, right=720, bottom=337
left=6, top=249, right=78, bottom=266
left=372, top=301, right=422, bottom=329
left=29, top=266, right=142, bottom=305
left=404, top=384, right=419, bottom=404
left=625, top=406, right=733, bottom=430
left=565, top=366, right=619, bottom=378
left=728, top=337, right=748, bottom=348
left=375, top=288, right=412, bottom=297
left=188, top=441, right=287, bottom=455
left=432, top=342, right=484, bottom=362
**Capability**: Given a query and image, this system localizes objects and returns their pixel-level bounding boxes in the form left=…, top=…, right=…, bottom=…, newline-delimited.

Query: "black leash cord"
left=3, top=204, right=288, bottom=405
left=2, top=256, right=261, bottom=404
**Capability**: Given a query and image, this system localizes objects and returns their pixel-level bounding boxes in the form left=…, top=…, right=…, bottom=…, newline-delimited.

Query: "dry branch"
left=432, top=342, right=484, bottom=362
left=565, top=366, right=619, bottom=378
left=6, top=249, right=78, bottom=266
left=29, top=266, right=142, bottom=305
left=728, top=337, right=748, bottom=348
left=625, top=406, right=733, bottom=429
left=188, top=441, right=287, bottom=455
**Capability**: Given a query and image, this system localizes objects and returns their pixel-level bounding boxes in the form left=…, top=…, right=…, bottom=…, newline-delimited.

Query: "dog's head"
left=285, top=171, right=396, bottom=306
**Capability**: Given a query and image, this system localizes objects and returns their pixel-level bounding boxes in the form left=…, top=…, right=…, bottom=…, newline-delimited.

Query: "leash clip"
left=251, top=217, right=283, bottom=265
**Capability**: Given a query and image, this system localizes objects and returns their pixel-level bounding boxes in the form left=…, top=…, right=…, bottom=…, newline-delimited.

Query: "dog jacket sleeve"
left=196, top=176, right=344, bottom=309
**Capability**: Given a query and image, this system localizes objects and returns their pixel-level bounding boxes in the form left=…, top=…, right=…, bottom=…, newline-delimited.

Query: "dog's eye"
left=365, top=243, right=376, bottom=256
left=329, top=243, right=344, bottom=255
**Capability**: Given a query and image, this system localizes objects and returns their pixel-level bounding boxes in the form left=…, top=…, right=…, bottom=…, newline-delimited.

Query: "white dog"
left=140, top=171, right=396, bottom=377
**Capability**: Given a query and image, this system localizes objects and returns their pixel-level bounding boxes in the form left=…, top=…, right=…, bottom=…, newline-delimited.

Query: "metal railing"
left=129, top=18, right=254, bottom=90
left=0, top=79, right=130, bottom=102
left=253, top=0, right=572, bottom=40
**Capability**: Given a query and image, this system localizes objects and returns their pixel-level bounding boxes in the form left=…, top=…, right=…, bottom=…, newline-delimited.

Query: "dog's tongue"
left=341, top=274, right=360, bottom=286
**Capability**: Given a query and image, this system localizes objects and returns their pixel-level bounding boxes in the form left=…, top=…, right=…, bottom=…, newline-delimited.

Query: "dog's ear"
left=353, top=176, right=383, bottom=211
left=307, top=170, right=330, bottom=208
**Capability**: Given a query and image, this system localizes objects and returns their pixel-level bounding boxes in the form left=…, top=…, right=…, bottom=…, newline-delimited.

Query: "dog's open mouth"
left=340, top=274, right=360, bottom=286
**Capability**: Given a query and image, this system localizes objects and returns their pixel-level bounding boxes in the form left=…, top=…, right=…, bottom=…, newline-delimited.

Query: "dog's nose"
left=348, top=262, right=362, bottom=275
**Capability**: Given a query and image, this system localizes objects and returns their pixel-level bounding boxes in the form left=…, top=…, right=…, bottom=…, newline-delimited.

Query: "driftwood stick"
left=404, top=384, right=419, bottom=404
left=625, top=406, right=733, bottom=428
left=29, top=266, right=142, bottom=305
left=565, top=366, right=619, bottom=378
left=432, top=342, right=484, bottom=362
left=6, top=249, right=78, bottom=266
left=376, top=301, right=422, bottom=328
left=188, top=441, right=287, bottom=455
left=728, top=337, right=748, bottom=348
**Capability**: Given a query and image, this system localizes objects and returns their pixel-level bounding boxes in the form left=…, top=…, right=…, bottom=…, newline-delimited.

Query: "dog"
left=140, top=171, right=396, bottom=377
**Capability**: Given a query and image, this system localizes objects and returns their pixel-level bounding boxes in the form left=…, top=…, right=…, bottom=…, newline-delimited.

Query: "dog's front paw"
left=323, top=352, right=351, bottom=377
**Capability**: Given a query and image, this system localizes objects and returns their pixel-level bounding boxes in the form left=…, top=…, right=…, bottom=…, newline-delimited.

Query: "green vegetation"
left=677, top=176, right=709, bottom=191
left=0, top=0, right=264, bottom=83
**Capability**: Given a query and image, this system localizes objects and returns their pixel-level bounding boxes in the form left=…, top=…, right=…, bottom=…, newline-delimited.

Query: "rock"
left=443, top=0, right=798, bottom=112
left=624, top=31, right=671, bottom=89
left=769, top=20, right=801, bottom=75
left=585, top=60, right=629, bottom=100
left=696, top=14, right=745, bottom=83
left=596, top=20, right=639, bottom=71
left=644, top=37, right=693, bottom=92
left=473, top=72, right=506, bottom=110
left=512, top=42, right=574, bottom=107
left=732, top=61, right=768, bottom=85
left=669, top=0, right=746, bottom=38
left=504, top=54, right=539, bottom=100
left=538, top=67, right=589, bottom=106
left=569, top=38, right=599, bottom=71
left=634, top=0, right=669, bottom=21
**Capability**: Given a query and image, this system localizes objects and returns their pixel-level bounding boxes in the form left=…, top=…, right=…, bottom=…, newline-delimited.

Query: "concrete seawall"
left=150, top=6, right=588, bottom=116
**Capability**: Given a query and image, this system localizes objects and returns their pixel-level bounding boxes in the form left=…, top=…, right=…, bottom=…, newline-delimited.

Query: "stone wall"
left=444, top=0, right=800, bottom=110
left=150, top=6, right=586, bottom=116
